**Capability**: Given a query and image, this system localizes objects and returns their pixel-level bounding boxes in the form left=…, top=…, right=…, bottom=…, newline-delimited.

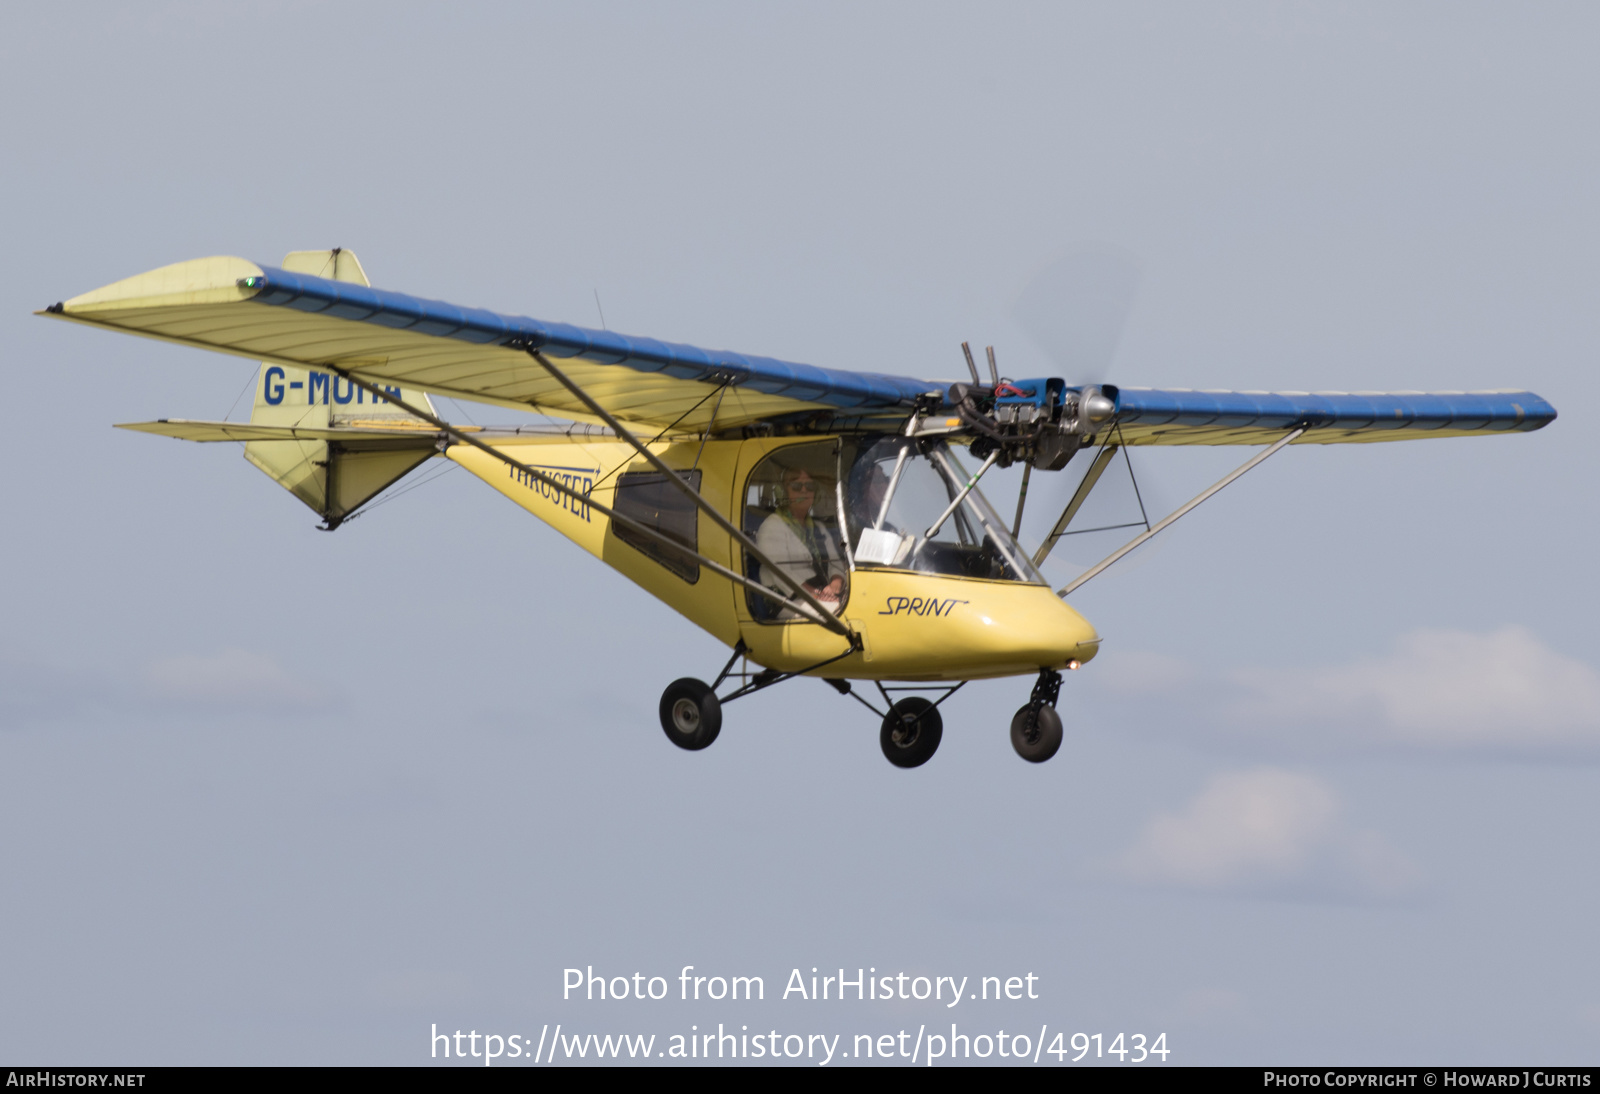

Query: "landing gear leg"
left=659, top=640, right=865, bottom=754
left=1010, top=668, right=1063, bottom=763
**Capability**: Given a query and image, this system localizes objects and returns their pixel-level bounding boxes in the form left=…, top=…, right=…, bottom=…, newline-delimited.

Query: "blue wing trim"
left=242, top=267, right=1556, bottom=436
left=1113, top=388, right=1556, bottom=436
left=248, top=267, right=936, bottom=412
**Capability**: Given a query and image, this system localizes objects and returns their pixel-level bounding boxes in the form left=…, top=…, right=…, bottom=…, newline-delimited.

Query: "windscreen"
left=845, top=437, right=1043, bottom=583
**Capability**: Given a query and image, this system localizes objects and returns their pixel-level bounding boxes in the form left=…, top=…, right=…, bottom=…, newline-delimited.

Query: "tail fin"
left=243, top=249, right=440, bottom=529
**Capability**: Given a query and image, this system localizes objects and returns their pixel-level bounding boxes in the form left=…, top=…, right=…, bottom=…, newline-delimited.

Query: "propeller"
left=1003, top=243, right=1171, bottom=576
left=1014, top=242, right=1143, bottom=387
left=899, top=242, right=1169, bottom=579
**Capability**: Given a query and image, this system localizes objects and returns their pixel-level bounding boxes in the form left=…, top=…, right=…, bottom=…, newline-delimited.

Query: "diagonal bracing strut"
left=36, top=305, right=852, bottom=637
left=1057, top=426, right=1307, bottom=597
left=325, top=367, right=844, bottom=629
left=1033, top=443, right=1121, bottom=569
left=514, top=345, right=855, bottom=641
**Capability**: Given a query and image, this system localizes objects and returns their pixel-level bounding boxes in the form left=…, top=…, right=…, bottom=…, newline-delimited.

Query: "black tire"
left=659, top=678, right=722, bottom=751
left=879, top=698, right=943, bottom=768
left=1010, top=703, right=1063, bottom=763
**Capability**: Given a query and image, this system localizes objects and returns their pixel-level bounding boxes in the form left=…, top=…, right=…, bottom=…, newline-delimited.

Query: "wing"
left=43, top=256, right=1555, bottom=445
left=1107, top=386, right=1555, bottom=445
left=43, top=256, right=935, bottom=431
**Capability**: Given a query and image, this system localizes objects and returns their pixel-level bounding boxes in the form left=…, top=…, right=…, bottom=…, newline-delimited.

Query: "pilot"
left=755, top=467, right=847, bottom=617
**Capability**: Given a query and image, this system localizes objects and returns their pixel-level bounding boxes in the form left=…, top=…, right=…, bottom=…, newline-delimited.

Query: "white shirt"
left=754, top=509, right=847, bottom=617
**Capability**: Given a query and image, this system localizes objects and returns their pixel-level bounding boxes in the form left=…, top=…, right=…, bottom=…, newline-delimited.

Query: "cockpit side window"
left=741, top=441, right=850, bottom=623
left=613, top=469, right=702, bottom=583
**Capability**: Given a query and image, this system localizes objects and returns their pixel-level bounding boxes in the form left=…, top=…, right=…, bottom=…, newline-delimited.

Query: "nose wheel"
left=1010, top=668, right=1064, bottom=763
left=1010, top=703, right=1063, bottom=762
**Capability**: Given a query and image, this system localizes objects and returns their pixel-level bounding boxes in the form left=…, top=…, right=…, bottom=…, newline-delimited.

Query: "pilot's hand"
left=804, top=575, right=845, bottom=602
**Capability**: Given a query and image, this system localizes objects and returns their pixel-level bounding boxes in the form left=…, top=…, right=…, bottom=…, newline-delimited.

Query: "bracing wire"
left=1114, top=422, right=1152, bottom=532
left=223, top=363, right=258, bottom=421
left=341, top=462, right=461, bottom=523
left=588, top=379, right=732, bottom=495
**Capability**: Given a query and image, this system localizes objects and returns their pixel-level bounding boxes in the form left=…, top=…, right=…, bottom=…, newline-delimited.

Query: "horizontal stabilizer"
left=117, top=418, right=613, bottom=446
left=118, top=419, right=440, bottom=443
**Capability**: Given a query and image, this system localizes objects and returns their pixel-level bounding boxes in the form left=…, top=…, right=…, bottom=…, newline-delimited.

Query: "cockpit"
left=741, top=436, right=1044, bottom=621
left=847, top=435, right=1042, bottom=582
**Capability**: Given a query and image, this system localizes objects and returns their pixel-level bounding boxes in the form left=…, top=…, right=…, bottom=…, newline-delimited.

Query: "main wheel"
left=879, top=698, right=943, bottom=768
left=1009, top=703, right=1063, bottom=763
left=659, top=678, right=722, bottom=751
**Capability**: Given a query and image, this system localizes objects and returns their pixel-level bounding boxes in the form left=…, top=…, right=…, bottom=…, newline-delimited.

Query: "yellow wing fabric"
left=43, top=256, right=934, bottom=432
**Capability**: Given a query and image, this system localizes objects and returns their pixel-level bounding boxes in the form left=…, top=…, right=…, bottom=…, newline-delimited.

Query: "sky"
left=1, top=0, right=1596, bottom=1067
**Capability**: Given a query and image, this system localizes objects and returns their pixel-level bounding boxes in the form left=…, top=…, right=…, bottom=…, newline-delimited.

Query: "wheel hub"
left=671, top=697, right=701, bottom=734
left=890, top=718, right=921, bottom=748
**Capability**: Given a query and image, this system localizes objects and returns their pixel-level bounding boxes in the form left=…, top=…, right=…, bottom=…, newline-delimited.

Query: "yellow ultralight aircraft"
left=41, top=250, right=1557, bottom=768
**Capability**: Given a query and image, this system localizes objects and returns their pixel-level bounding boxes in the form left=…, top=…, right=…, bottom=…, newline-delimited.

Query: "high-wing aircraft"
left=41, top=250, right=1557, bottom=768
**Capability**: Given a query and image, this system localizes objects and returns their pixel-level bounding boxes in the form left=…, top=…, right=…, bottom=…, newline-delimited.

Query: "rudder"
left=244, top=249, right=440, bottom=529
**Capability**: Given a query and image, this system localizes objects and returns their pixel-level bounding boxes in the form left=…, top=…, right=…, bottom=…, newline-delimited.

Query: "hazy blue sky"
left=2, top=1, right=1596, bottom=1066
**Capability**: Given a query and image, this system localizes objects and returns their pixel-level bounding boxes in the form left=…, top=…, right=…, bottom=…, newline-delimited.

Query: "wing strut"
left=1010, top=462, right=1032, bottom=540
left=324, top=367, right=845, bottom=629
left=1057, top=427, right=1306, bottom=597
left=513, top=345, right=857, bottom=642
left=1033, top=444, right=1122, bottom=568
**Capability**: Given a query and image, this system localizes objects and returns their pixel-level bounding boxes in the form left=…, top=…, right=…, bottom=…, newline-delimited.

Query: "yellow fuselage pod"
left=447, top=435, right=1100, bottom=680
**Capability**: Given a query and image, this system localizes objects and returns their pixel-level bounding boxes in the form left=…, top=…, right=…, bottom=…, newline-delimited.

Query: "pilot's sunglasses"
left=788, top=481, right=816, bottom=492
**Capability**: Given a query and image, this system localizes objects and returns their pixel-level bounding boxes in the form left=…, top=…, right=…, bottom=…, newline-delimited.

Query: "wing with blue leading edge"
left=41, top=256, right=1555, bottom=445
left=40, top=256, right=937, bottom=432
left=1103, top=386, right=1555, bottom=445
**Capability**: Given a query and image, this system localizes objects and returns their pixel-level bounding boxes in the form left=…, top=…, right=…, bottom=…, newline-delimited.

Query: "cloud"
left=1092, top=627, right=1600, bottom=758
left=1234, top=627, right=1600, bottom=747
left=141, top=648, right=334, bottom=711
left=1118, top=767, right=1420, bottom=901
left=0, top=647, right=336, bottom=729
